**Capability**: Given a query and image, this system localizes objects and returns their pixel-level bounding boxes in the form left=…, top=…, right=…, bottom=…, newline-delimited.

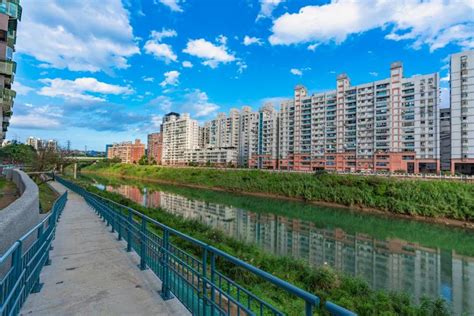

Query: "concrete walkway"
left=21, top=181, right=189, bottom=316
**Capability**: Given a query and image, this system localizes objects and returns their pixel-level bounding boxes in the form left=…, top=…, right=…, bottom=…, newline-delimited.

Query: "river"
left=79, top=174, right=474, bottom=315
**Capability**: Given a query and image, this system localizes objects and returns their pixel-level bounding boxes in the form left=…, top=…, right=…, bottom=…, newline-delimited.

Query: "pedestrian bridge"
left=1, top=177, right=355, bottom=316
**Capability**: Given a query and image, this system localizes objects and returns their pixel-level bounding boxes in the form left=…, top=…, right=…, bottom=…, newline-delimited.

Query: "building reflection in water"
left=104, top=184, right=473, bottom=315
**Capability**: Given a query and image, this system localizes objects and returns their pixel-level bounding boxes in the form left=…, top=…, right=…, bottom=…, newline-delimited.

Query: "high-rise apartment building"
left=26, top=136, right=41, bottom=150
left=450, top=50, right=474, bottom=174
left=147, top=132, right=163, bottom=165
left=440, top=108, right=451, bottom=171
left=107, top=139, right=145, bottom=164
left=238, top=106, right=259, bottom=167
left=249, top=103, right=279, bottom=169
left=0, top=1, right=21, bottom=142
left=278, top=62, right=440, bottom=173
left=162, top=113, right=199, bottom=165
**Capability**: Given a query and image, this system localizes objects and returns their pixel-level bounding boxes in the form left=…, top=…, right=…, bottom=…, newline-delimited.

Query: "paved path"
left=21, top=181, right=188, bottom=316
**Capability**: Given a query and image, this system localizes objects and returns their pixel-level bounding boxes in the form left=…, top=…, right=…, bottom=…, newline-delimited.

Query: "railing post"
left=117, top=206, right=122, bottom=241
left=160, top=228, right=172, bottom=300
left=210, top=251, right=216, bottom=316
left=110, top=205, right=115, bottom=233
left=139, top=216, right=147, bottom=270
left=305, top=301, right=313, bottom=316
left=12, top=241, right=23, bottom=280
left=202, top=247, right=208, bottom=315
left=126, top=210, right=132, bottom=252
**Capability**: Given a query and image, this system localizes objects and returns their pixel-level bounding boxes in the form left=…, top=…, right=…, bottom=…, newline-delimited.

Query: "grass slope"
left=83, top=164, right=474, bottom=222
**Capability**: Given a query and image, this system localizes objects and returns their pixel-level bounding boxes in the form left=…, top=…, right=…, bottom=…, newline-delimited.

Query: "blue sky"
left=9, top=0, right=474, bottom=151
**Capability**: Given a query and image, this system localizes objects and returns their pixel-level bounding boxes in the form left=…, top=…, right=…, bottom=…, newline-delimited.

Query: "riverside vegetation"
left=83, top=163, right=474, bottom=222
left=69, top=175, right=451, bottom=315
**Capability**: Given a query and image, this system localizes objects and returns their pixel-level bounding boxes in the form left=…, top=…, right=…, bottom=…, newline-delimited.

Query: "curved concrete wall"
left=0, top=169, right=40, bottom=255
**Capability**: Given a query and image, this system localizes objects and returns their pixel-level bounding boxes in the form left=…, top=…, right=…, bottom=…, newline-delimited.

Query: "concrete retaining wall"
left=0, top=169, right=40, bottom=255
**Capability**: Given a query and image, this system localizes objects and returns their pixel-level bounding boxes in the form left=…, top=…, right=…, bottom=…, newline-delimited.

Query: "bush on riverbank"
left=70, top=176, right=450, bottom=315
left=83, top=164, right=474, bottom=221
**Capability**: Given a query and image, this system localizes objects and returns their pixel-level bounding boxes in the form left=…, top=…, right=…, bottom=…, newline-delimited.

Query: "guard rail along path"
left=0, top=191, right=67, bottom=316
left=55, top=176, right=356, bottom=316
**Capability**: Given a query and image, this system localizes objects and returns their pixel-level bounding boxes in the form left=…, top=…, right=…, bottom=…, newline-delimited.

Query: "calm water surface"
left=81, top=174, right=474, bottom=315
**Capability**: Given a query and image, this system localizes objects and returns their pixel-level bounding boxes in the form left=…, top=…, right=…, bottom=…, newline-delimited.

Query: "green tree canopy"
left=0, top=143, right=36, bottom=164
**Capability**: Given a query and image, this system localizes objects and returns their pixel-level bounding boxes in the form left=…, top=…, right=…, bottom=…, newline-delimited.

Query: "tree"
left=138, top=155, right=149, bottom=165
left=0, top=143, right=36, bottom=165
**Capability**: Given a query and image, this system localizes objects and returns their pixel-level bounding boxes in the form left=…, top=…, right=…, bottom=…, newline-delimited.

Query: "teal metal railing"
left=0, top=191, right=67, bottom=316
left=56, top=176, right=356, bottom=316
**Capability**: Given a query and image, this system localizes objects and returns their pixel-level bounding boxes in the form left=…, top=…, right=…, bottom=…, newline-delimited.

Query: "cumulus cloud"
left=143, top=76, right=155, bottom=82
left=257, top=0, right=285, bottom=20
left=144, top=29, right=178, bottom=64
left=183, top=89, right=219, bottom=118
left=39, top=77, right=133, bottom=102
left=148, top=95, right=173, bottom=112
left=10, top=104, right=63, bottom=130
left=150, top=28, right=177, bottom=41
left=290, top=68, right=302, bottom=76
left=369, top=72, right=378, bottom=77
left=290, top=67, right=310, bottom=76
left=269, top=0, right=474, bottom=52
left=17, top=0, right=139, bottom=73
left=157, top=0, right=183, bottom=12
left=12, top=81, right=34, bottom=96
left=182, top=61, right=193, bottom=68
left=243, top=36, right=263, bottom=46
left=160, top=71, right=180, bottom=87
left=183, top=37, right=236, bottom=68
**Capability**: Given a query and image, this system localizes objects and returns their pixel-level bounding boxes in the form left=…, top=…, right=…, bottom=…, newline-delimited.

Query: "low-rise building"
left=184, top=147, right=238, bottom=166
left=107, top=139, right=145, bottom=164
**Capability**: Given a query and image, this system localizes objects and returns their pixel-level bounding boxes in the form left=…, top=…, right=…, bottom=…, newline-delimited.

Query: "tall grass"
left=83, top=164, right=474, bottom=221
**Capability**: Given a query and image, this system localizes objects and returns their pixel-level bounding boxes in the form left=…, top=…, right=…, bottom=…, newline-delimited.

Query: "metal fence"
left=0, top=191, right=67, bottom=316
left=56, top=176, right=356, bottom=316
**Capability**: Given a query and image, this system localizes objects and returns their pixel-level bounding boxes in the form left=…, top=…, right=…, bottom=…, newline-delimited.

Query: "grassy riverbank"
left=71, top=176, right=449, bottom=316
left=37, top=182, right=59, bottom=213
left=83, top=163, right=474, bottom=222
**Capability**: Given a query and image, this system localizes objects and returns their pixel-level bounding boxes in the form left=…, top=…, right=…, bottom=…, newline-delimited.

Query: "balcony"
left=0, top=0, right=22, bottom=20
left=0, top=60, right=16, bottom=76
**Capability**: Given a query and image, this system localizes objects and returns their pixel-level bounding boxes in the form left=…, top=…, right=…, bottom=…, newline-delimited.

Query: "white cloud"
left=257, top=0, right=285, bottom=20
left=290, top=68, right=302, bottom=76
left=39, top=77, right=133, bottom=102
left=150, top=28, right=177, bottom=41
left=143, top=76, right=155, bottom=82
left=243, top=35, right=263, bottom=46
left=17, top=0, right=139, bottom=73
left=160, top=71, right=180, bottom=87
left=369, top=72, right=378, bottom=77
left=182, top=61, right=193, bottom=68
left=183, top=38, right=236, bottom=68
left=144, top=29, right=178, bottom=63
left=157, top=0, right=183, bottom=12
left=440, top=73, right=450, bottom=82
left=307, top=43, right=319, bottom=51
left=11, top=105, right=62, bottom=129
left=269, top=0, right=474, bottom=52
left=182, top=89, right=219, bottom=118
left=237, top=60, right=248, bottom=74
left=290, top=67, right=310, bottom=76
left=149, top=95, right=173, bottom=112
left=144, top=42, right=177, bottom=63
left=12, top=81, right=34, bottom=96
